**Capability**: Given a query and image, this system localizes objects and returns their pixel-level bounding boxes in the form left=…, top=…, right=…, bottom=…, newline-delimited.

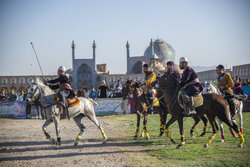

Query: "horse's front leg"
left=190, top=117, right=200, bottom=137
left=134, top=113, right=140, bottom=140
left=42, top=119, right=55, bottom=144
left=176, top=117, right=185, bottom=149
left=53, top=114, right=61, bottom=148
left=142, top=113, right=149, bottom=139
left=200, top=115, right=208, bottom=137
left=165, top=116, right=177, bottom=144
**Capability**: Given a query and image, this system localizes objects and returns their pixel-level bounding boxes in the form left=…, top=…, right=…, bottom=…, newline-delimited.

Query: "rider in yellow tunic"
left=143, top=64, right=156, bottom=114
left=216, top=64, right=236, bottom=120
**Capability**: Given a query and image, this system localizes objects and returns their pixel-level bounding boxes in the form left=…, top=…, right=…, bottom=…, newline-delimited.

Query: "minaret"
left=72, top=40, right=75, bottom=69
left=126, top=41, right=130, bottom=74
left=71, top=41, right=76, bottom=88
left=92, top=40, right=96, bottom=88
left=150, top=39, right=155, bottom=58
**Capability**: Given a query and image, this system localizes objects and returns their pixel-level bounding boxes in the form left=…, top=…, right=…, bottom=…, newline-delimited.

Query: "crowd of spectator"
left=0, top=88, right=29, bottom=102
left=75, top=80, right=123, bottom=101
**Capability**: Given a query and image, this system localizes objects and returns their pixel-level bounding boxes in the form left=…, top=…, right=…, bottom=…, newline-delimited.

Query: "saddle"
left=54, top=94, right=80, bottom=108
left=177, top=91, right=203, bottom=109
left=67, top=98, right=80, bottom=108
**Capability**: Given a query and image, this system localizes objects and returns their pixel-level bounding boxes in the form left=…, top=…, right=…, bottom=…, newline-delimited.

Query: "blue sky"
left=0, top=0, right=250, bottom=75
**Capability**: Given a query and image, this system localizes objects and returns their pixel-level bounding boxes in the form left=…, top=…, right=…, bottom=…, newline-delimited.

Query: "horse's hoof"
left=221, top=139, right=224, bottom=143
left=176, top=144, right=182, bottom=149
left=238, top=143, right=243, bottom=148
left=171, top=139, right=176, bottom=145
left=190, top=133, right=194, bottom=138
left=146, top=135, right=150, bottom=140
left=158, top=132, right=163, bottom=137
left=74, top=141, right=79, bottom=147
left=141, top=134, right=144, bottom=138
left=50, top=138, right=56, bottom=145
left=203, top=143, right=208, bottom=148
left=102, top=140, right=107, bottom=144
left=56, top=145, right=60, bottom=149
left=200, top=132, right=206, bottom=137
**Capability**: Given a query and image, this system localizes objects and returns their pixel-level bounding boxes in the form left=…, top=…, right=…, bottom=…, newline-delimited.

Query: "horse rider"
left=46, top=66, right=75, bottom=108
left=143, top=64, right=157, bottom=114
left=179, top=57, right=203, bottom=115
left=216, top=64, right=236, bottom=120
left=165, top=61, right=180, bottom=81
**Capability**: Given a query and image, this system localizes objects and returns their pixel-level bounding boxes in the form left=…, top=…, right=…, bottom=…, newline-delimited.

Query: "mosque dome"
left=144, top=39, right=175, bottom=64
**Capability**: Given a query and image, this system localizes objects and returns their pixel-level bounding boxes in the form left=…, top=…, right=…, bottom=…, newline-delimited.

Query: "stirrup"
left=184, top=109, right=196, bottom=116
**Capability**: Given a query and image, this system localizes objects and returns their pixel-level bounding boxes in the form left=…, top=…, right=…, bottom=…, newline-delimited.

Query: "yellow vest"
left=145, top=72, right=156, bottom=89
left=218, top=73, right=234, bottom=95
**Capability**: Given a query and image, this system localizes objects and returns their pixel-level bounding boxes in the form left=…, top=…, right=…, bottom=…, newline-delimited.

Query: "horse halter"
left=28, top=83, right=41, bottom=101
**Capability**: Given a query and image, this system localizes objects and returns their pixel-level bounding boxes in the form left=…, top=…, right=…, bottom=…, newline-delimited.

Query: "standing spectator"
left=242, top=79, right=247, bottom=86
left=234, top=78, right=244, bottom=95
left=84, top=88, right=89, bottom=98
left=89, top=88, right=98, bottom=101
left=16, top=90, right=25, bottom=101
left=247, top=78, right=250, bottom=86
left=114, top=80, right=122, bottom=97
left=8, top=89, right=17, bottom=101
left=24, top=89, right=31, bottom=118
left=0, top=90, right=7, bottom=101
left=99, top=80, right=109, bottom=98
left=77, top=87, right=85, bottom=97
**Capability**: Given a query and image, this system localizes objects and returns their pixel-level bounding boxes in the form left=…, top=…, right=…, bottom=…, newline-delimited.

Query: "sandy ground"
left=0, top=116, right=151, bottom=167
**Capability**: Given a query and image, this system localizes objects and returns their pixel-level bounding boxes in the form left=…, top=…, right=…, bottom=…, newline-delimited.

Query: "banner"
left=0, top=101, right=26, bottom=118
left=94, top=98, right=131, bottom=116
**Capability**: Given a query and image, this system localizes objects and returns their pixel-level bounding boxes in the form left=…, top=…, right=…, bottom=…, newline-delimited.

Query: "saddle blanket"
left=178, top=91, right=203, bottom=109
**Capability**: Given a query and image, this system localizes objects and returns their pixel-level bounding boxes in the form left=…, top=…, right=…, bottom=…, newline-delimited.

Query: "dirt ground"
left=0, top=116, right=154, bottom=167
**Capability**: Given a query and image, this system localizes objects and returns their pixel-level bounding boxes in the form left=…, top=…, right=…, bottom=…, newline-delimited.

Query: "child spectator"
left=89, top=88, right=98, bottom=101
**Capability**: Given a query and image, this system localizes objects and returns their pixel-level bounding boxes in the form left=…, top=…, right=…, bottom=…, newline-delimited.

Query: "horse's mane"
left=35, top=78, right=54, bottom=95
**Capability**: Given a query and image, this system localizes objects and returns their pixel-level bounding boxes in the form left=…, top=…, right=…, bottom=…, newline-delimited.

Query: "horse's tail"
left=89, top=98, right=98, bottom=106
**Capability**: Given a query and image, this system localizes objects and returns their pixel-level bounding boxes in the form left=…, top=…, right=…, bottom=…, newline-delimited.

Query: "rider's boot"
left=228, top=98, right=236, bottom=121
left=56, top=92, right=67, bottom=109
left=183, top=95, right=196, bottom=115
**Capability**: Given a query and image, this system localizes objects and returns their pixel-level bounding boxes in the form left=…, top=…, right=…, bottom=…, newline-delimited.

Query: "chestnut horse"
left=159, top=73, right=244, bottom=149
left=122, top=80, right=168, bottom=140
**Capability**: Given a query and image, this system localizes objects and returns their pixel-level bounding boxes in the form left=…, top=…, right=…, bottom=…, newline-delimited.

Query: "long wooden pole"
left=31, top=42, right=44, bottom=80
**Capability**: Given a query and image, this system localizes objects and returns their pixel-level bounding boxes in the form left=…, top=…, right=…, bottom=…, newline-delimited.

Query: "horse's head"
left=122, top=80, right=143, bottom=100
left=203, top=83, right=220, bottom=94
left=26, top=78, right=45, bottom=103
left=159, top=72, right=179, bottom=90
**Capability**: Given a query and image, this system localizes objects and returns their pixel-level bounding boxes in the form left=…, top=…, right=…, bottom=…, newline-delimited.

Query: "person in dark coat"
left=179, top=57, right=202, bottom=115
left=165, top=61, right=180, bottom=81
left=46, top=66, right=75, bottom=108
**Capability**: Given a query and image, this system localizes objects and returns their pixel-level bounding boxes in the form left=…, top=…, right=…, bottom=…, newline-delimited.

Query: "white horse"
left=26, top=78, right=107, bottom=148
left=203, top=82, right=243, bottom=142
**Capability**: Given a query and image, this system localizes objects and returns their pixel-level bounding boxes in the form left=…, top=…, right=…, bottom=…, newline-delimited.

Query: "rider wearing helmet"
left=216, top=64, right=236, bottom=120
left=143, top=64, right=156, bottom=114
left=46, top=66, right=75, bottom=108
left=179, top=57, right=202, bottom=115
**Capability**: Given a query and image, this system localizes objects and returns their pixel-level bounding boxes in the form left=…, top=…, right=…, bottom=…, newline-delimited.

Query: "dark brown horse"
left=122, top=80, right=167, bottom=139
left=159, top=73, right=244, bottom=149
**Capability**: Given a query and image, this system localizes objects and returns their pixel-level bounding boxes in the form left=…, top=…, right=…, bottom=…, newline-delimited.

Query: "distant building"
left=0, top=75, right=57, bottom=91
left=232, top=64, right=250, bottom=80
left=71, top=38, right=176, bottom=89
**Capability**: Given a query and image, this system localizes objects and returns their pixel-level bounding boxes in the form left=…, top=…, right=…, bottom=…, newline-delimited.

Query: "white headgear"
left=58, top=66, right=66, bottom=72
left=179, top=57, right=188, bottom=63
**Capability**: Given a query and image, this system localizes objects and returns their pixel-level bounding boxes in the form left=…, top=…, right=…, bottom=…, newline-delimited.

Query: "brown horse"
left=122, top=80, right=167, bottom=140
left=159, top=73, right=244, bottom=149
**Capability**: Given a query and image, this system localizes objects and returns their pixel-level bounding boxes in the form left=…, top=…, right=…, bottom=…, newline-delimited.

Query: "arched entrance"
left=77, top=64, right=92, bottom=88
left=131, top=61, right=142, bottom=74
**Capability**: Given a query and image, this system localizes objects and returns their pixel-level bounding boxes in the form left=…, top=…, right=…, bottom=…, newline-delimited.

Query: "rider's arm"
left=180, top=68, right=192, bottom=87
left=47, top=77, right=59, bottom=84
left=224, top=74, right=234, bottom=89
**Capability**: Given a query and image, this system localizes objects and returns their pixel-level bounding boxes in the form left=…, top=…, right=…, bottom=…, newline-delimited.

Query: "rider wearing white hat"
left=179, top=57, right=202, bottom=115
left=46, top=66, right=75, bottom=108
